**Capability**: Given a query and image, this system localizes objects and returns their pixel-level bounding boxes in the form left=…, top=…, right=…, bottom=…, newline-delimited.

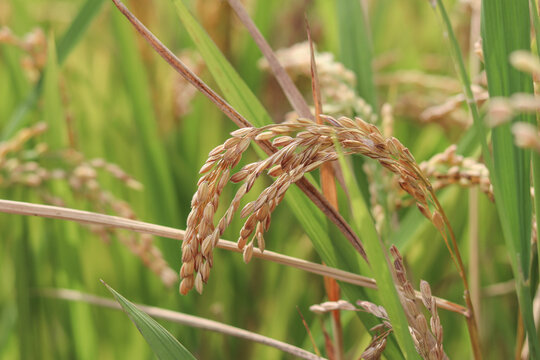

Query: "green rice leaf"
left=481, top=0, right=534, bottom=284
left=481, top=0, right=538, bottom=355
left=103, top=282, right=196, bottom=360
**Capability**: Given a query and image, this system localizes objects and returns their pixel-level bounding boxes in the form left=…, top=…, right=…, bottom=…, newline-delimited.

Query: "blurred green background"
left=0, top=0, right=518, bottom=358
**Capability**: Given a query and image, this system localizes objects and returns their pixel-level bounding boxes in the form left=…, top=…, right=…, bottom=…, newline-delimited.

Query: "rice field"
left=0, top=0, right=538, bottom=359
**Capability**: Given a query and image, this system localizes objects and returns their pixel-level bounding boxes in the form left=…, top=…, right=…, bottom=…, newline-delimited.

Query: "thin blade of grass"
left=2, top=0, right=106, bottom=139
left=296, top=306, right=322, bottom=358
left=333, top=141, right=419, bottom=359
left=102, top=281, right=196, bottom=360
left=55, top=0, right=106, bottom=65
left=171, top=0, right=272, bottom=128
left=235, top=1, right=281, bottom=90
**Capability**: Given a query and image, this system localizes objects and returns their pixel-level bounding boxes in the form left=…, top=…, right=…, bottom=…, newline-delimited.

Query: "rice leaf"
left=481, top=0, right=534, bottom=285
left=481, top=0, right=538, bottom=355
left=102, top=281, right=196, bottom=360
